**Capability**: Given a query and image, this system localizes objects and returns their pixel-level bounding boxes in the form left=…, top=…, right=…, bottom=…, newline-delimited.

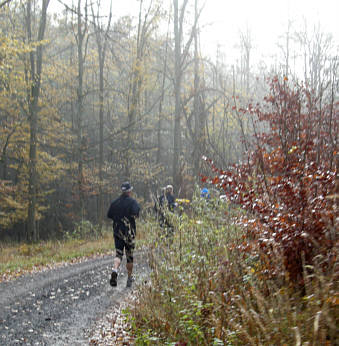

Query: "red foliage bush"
left=203, top=77, right=338, bottom=283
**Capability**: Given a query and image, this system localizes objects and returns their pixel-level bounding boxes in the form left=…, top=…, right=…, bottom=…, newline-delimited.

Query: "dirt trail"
left=0, top=253, right=147, bottom=345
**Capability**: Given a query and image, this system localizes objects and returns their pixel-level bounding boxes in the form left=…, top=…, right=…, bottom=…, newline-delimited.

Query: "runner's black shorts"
left=114, top=231, right=135, bottom=263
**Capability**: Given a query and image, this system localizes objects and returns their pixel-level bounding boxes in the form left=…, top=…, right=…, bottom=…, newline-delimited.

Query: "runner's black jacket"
left=107, top=194, right=140, bottom=236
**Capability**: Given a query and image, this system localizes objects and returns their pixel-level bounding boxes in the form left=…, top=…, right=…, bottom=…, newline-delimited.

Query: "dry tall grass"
left=128, top=199, right=338, bottom=345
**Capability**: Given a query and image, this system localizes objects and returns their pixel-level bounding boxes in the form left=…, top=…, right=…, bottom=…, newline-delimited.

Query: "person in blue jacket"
left=107, top=182, right=140, bottom=288
left=200, top=187, right=210, bottom=199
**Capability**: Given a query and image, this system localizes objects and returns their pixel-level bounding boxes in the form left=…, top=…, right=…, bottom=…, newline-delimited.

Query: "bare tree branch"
left=0, top=0, right=11, bottom=9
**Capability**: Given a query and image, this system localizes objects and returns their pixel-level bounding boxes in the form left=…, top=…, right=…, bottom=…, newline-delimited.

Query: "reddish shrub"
left=203, top=77, right=338, bottom=283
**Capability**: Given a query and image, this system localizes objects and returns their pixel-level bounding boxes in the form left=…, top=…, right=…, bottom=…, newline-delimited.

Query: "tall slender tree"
left=26, top=0, right=50, bottom=242
left=156, top=8, right=171, bottom=166
left=192, top=0, right=206, bottom=177
left=125, top=0, right=160, bottom=179
left=91, top=0, right=112, bottom=233
left=73, top=0, right=89, bottom=221
left=172, top=0, right=201, bottom=191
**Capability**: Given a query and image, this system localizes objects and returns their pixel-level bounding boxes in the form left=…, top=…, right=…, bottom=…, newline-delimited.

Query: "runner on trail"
left=107, top=182, right=140, bottom=288
left=158, top=184, right=177, bottom=235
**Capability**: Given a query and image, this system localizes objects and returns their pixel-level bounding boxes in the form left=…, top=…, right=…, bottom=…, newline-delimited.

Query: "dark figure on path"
left=158, top=184, right=177, bottom=234
left=164, top=184, right=176, bottom=211
left=159, top=185, right=176, bottom=211
left=107, top=182, right=140, bottom=288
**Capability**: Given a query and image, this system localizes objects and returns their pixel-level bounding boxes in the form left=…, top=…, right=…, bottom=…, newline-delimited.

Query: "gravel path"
left=0, top=253, right=148, bottom=345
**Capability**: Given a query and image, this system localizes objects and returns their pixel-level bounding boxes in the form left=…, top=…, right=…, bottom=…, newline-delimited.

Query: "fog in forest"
left=0, top=0, right=338, bottom=241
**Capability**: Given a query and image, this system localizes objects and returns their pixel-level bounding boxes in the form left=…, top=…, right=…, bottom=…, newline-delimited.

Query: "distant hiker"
left=164, top=184, right=177, bottom=211
left=200, top=187, right=210, bottom=199
left=158, top=184, right=177, bottom=235
left=107, top=182, right=140, bottom=288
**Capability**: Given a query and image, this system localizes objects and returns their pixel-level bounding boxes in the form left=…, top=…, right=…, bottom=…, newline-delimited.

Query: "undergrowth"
left=127, top=198, right=338, bottom=345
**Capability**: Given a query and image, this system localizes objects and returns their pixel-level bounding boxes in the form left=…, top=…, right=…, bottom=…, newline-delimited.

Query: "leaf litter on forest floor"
left=87, top=292, right=136, bottom=345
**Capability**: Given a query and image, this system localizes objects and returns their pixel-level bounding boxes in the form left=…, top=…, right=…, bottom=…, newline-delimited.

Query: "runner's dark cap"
left=121, top=182, right=133, bottom=192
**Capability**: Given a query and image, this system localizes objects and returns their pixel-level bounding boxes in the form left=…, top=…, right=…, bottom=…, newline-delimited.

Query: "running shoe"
left=126, top=276, right=134, bottom=288
left=110, top=271, right=118, bottom=287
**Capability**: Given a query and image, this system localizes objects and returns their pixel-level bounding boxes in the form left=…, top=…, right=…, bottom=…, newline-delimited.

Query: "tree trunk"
left=157, top=20, right=170, bottom=165
left=98, top=56, right=104, bottom=232
left=192, top=0, right=200, bottom=177
left=125, top=0, right=156, bottom=179
left=92, top=0, right=112, bottom=233
left=173, top=0, right=182, bottom=189
left=26, top=0, right=50, bottom=242
left=172, top=0, right=197, bottom=190
left=76, top=0, right=88, bottom=221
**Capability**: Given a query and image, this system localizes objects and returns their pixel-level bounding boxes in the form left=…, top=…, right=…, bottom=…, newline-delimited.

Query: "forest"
left=0, top=0, right=338, bottom=344
left=1, top=0, right=336, bottom=243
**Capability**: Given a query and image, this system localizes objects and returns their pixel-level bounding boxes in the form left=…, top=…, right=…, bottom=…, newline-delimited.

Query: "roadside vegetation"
left=126, top=198, right=338, bottom=345
left=125, top=78, right=338, bottom=345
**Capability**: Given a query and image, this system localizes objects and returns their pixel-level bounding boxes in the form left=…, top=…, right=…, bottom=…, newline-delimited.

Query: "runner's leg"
left=125, top=236, right=135, bottom=287
left=110, top=232, right=124, bottom=286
